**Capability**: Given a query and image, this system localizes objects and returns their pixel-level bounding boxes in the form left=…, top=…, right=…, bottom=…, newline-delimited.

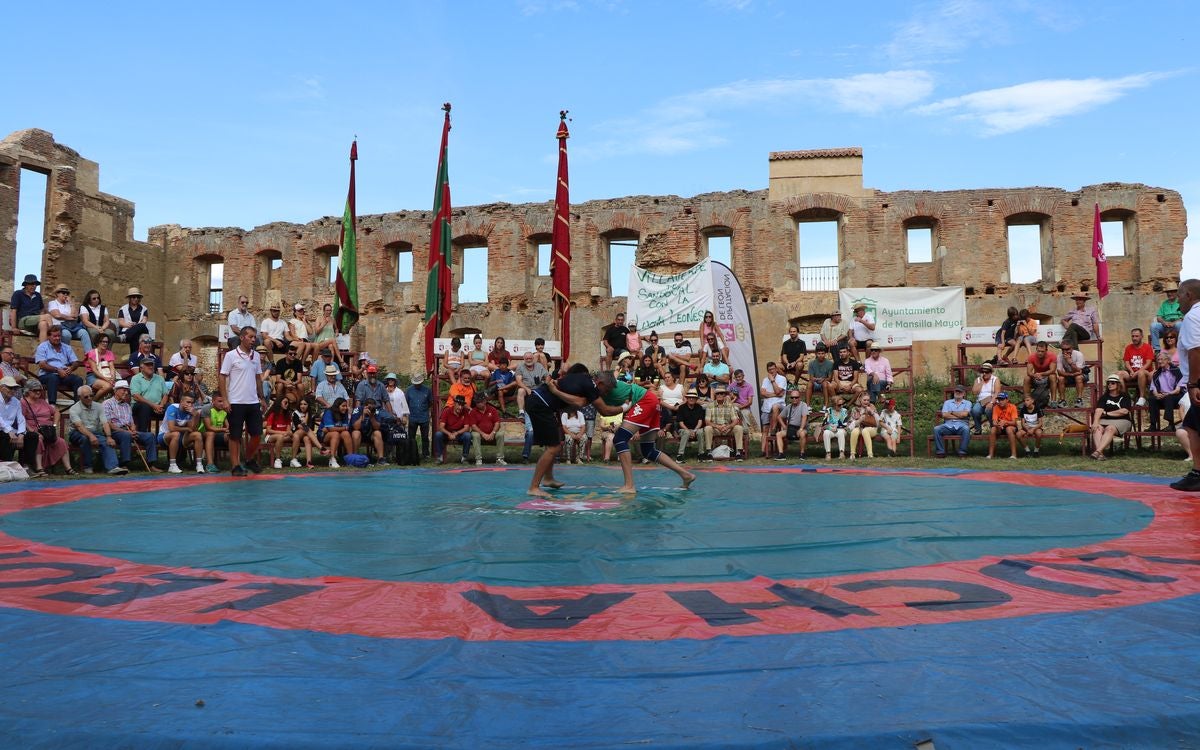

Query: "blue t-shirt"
left=321, top=408, right=348, bottom=430
left=158, top=403, right=193, bottom=436
left=489, top=370, right=515, bottom=388
left=405, top=383, right=433, bottom=423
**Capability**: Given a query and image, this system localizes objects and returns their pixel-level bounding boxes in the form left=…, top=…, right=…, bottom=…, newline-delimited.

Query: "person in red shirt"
left=1023, top=340, right=1057, bottom=406
left=987, top=392, right=1019, bottom=459
left=468, top=393, right=507, bottom=466
left=1116, top=327, right=1154, bottom=407
left=435, top=395, right=473, bottom=464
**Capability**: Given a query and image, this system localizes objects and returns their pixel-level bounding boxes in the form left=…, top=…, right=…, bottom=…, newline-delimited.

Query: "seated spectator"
left=704, top=386, right=744, bottom=460
left=104, top=379, right=160, bottom=471
left=47, top=284, right=92, bottom=352
left=466, top=334, right=489, bottom=379
left=1148, top=351, right=1184, bottom=432
left=693, top=372, right=713, bottom=402
left=615, top=351, right=636, bottom=384
left=319, top=397, right=353, bottom=468
left=602, top=312, right=630, bottom=370
left=469, top=393, right=507, bottom=465
left=1151, top=286, right=1181, bottom=352
left=644, top=331, right=666, bottom=370
left=1091, top=376, right=1133, bottom=460
left=259, top=304, right=290, bottom=358
left=819, top=310, right=850, bottom=356
left=701, top=329, right=729, bottom=366
left=581, top=403, right=596, bottom=461
left=822, top=396, right=850, bottom=460
left=560, top=406, right=587, bottom=464
left=169, top=366, right=205, bottom=407
left=994, top=306, right=1019, bottom=365
left=848, top=393, right=878, bottom=460
left=203, top=394, right=230, bottom=473
left=159, top=393, right=204, bottom=474
left=434, top=395, right=473, bottom=464
left=1014, top=308, right=1038, bottom=363
left=35, top=325, right=85, bottom=404
left=832, top=347, right=864, bottom=399
left=729, top=369, right=756, bottom=439
left=1060, top=293, right=1099, bottom=349
left=446, top=368, right=476, bottom=409
left=288, top=396, right=320, bottom=469
left=878, top=398, right=903, bottom=457
left=986, top=392, right=1019, bottom=460
left=625, top=323, right=642, bottom=360
left=666, top=332, right=695, bottom=384
left=1116, top=327, right=1154, bottom=407
left=84, top=333, right=118, bottom=400
left=597, top=412, right=622, bottom=462
left=634, top=354, right=658, bottom=386
left=863, top=346, right=893, bottom=403
left=80, top=289, right=117, bottom=343
left=264, top=395, right=295, bottom=469
left=970, top=362, right=999, bottom=434
left=702, top=350, right=732, bottom=386
left=312, top=303, right=339, bottom=356
left=1161, top=329, right=1181, bottom=366
left=658, top=371, right=684, bottom=436
left=933, top=386, right=971, bottom=458
left=226, top=295, right=259, bottom=351
left=772, top=389, right=809, bottom=461
left=286, top=303, right=319, bottom=360
left=805, top=346, right=833, bottom=404
left=355, top=364, right=388, bottom=414
left=9, top=274, right=50, bottom=340
left=1055, top=340, right=1088, bottom=408
left=19, top=380, right=74, bottom=477
left=848, top=303, right=876, bottom=359
left=1016, top=393, right=1044, bottom=457
left=759, top=362, right=787, bottom=451
left=127, top=335, right=163, bottom=376
left=0, top=376, right=36, bottom=469
left=167, top=339, right=198, bottom=381
left=309, top=349, right=342, bottom=391
left=405, top=371, right=433, bottom=460
left=487, top=336, right=511, bottom=373
left=67, top=385, right=127, bottom=475
left=350, top=398, right=386, bottom=463
left=440, top=337, right=465, bottom=379
left=779, top=326, right=808, bottom=384
left=487, top=358, right=518, bottom=414
left=274, top=345, right=309, bottom=396
left=674, top=389, right=707, bottom=462
left=344, top=353, right=369, bottom=398
left=116, top=288, right=152, bottom=354
left=130, top=358, right=169, bottom=432
left=514, top=352, right=548, bottom=416
left=533, top=337, right=554, bottom=374
left=1023, top=341, right=1057, bottom=408
left=0, top=345, right=31, bottom=389
left=315, top=365, right=349, bottom=411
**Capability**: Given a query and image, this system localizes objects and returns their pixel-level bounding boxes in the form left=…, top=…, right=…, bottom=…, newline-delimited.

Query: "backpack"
left=386, top=423, right=421, bottom=465
left=343, top=453, right=370, bottom=468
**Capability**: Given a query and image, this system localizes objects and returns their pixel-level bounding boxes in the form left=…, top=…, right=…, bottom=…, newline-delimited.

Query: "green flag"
left=333, top=140, right=359, bottom=334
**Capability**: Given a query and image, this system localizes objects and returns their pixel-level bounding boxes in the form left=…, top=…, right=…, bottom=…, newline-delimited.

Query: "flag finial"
left=442, top=102, right=452, bottom=113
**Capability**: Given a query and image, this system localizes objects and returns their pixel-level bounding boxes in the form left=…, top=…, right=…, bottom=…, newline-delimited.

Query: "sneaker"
left=773, top=454, right=787, bottom=461
left=329, top=458, right=340, bottom=469
left=273, top=458, right=283, bottom=469
left=521, top=455, right=530, bottom=464
left=245, top=459, right=263, bottom=474
left=83, top=467, right=95, bottom=475
left=289, top=458, right=302, bottom=468
left=935, top=452, right=946, bottom=458
left=377, top=460, right=389, bottom=466
left=476, top=458, right=483, bottom=466
left=168, top=463, right=182, bottom=474
left=1033, top=450, right=1040, bottom=457
left=107, top=466, right=128, bottom=475
left=1009, top=455, right=1018, bottom=460
left=1170, top=471, right=1200, bottom=492
left=231, top=465, right=248, bottom=477
left=496, top=457, right=507, bottom=466
left=825, top=452, right=832, bottom=460
left=735, top=451, right=745, bottom=461
left=984, top=455, right=993, bottom=460
left=675, top=454, right=684, bottom=462
left=195, top=462, right=205, bottom=474
left=205, top=464, right=219, bottom=473
left=1075, top=398, right=1084, bottom=408
left=1136, top=397, right=1147, bottom=407
left=460, top=456, right=468, bottom=464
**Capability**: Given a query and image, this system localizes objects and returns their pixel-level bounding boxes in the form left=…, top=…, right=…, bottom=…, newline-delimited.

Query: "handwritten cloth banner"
left=626, top=259, right=714, bottom=335
left=838, top=287, right=965, bottom=342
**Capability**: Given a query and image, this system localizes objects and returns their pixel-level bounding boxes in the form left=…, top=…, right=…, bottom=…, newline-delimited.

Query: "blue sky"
left=6, top=0, right=1198, bottom=296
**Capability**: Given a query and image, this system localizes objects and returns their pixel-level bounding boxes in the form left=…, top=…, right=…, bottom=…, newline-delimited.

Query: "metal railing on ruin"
left=799, top=265, right=839, bottom=292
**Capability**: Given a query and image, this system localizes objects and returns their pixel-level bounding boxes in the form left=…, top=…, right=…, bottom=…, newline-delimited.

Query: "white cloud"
left=578, top=70, right=934, bottom=160
left=886, top=0, right=1007, bottom=64
left=915, top=73, right=1167, bottom=135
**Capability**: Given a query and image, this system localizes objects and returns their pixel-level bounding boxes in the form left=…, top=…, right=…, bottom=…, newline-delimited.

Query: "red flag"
left=332, top=140, right=359, bottom=334
left=1093, top=203, right=1109, bottom=298
left=551, top=111, right=572, bottom=361
left=424, top=104, right=453, bottom=374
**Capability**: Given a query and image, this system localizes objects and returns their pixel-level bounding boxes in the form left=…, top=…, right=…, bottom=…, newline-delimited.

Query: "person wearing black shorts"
left=526, top=363, right=600, bottom=497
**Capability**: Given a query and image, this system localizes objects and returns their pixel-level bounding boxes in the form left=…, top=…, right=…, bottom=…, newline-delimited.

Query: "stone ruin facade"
left=1, top=129, right=1188, bottom=377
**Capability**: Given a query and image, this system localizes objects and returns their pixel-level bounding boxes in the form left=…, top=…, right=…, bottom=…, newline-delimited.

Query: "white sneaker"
left=273, top=458, right=283, bottom=469
left=195, top=462, right=205, bottom=474
left=496, top=457, right=507, bottom=465
left=168, top=463, right=182, bottom=474
left=329, top=458, right=340, bottom=469
left=476, top=458, right=483, bottom=466
left=1136, top=397, right=1147, bottom=407
left=289, top=458, right=302, bottom=468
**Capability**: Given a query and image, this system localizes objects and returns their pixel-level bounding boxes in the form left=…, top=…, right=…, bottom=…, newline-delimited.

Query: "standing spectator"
left=67, top=385, right=126, bottom=475
left=320, top=397, right=353, bottom=467
left=382, top=373, right=409, bottom=426
left=1023, top=341, right=1057, bottom=407
left=19, top=380, right=74, bottom=477
left=405, top=371, right=433, bottom=459
left=1056, top=340, right=1088, bottom=408
left=772, top=390, right=809, bottom=460
left=127, top=335, right=163, bottom=376
left=933, top=385, right=972, bottom=458
left=986, top=392, right=1019, bottom=460
left=1170, top=279, right=1200, bottom=491
left=314, top=365, right=349, bottom=412
left=167, top=339, right=198, bottom=381
left=469, top=393, right=507, bottom=465
left=1090, top=376, right=1133, bottom=460
left=674, top=389, right=707, bottom=462
left=806, top=346, right=833, bottom=404
left=580, top=402, right=597, bottom=461
left=158, top=393, right=204, bottom=474
left=9, top=273, right=49, bottom=340
left=822, top=396, right=850, bottom=460
left=435, top=395, right=473, bottom=464
left=80, top=289, right=116, bottom=343
left=116, top=288, right=151, bottom=354
left=848, top=303, right=875, bottom=359
left=1016, top=394, right=1044, bottom=457
left=819, top=310, right=850, bottom=355
left=666, top=331, right=695, bottom=384
left=47, top=284, right=91, bottom=352
left=863, top=345, right=893, bottom=403
left=1116, top=328, right=1154, bottom=407
left=878, top=398, right=903, bottom=457
left=84, top=333, right=118, bottom=400
left=0, top=345, right=30, bottom=389
left=105, top=379, right=159, bottom=471
left=130, top=359, right=169, bottom=432
left=970, top=362, right=999, bottom=433
left=848, top=393, right=878, bottom=460
left=35, top=325, right=85, bottom=404
left=1151, top=287, right=1182, bottom=352
left=203, top=394, right=230, bottom=473
left=703, top=386, right=744, bottom=460
left=779, top=326, right=808, bottom=384
left=1148, top=351, right=1183, bottom=432
left=602, top=312, right=630, bottom=370
left=226, top=295, right=258, bottom=350
left=1060, top=293, right=1100, bottom=349
left=219, top=325, right=266, bottom=477
left=259, top=304, right=290, bottom=359
left=0, top=376, right=35, bottom=469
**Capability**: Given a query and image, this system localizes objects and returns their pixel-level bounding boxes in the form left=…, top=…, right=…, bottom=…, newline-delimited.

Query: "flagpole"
left=551, top=110, right=572, bottom=362
left=424, top=103, right=453, bottom=376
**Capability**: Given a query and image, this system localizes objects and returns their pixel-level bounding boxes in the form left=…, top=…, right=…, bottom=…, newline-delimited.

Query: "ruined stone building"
left=1, top=129, right=1188, bottom=378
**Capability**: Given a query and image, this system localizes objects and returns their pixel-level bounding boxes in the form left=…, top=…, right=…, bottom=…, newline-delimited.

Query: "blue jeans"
left=112, top=428, right=158, bottom=465
left=59, top=322, right=92, bottom=353
left=867, top=375, right=890, bottom=403
left=434, top=431, right=472, bottom=460
left=522, top=411, right=534, bottom=458
left=38, top=371, right=83, bottom=403
left=69, top=429, right=119, bottom=471
left=933, top=422, right=970, bottom=455
left=970, top=400, right=991, bottom=431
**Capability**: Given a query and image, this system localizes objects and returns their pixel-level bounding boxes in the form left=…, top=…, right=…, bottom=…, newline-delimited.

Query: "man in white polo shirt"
left=220, top=325, right=266, bottom=477
left=1170, top=279, right=1200, bottom=491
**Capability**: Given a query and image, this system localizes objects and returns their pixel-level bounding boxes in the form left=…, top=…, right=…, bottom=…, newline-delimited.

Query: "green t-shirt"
left=602, top=380, right=647, bottom=407
left=1157, top=298, right=1182, bottom=323
left=203, top=408, right=228, bottom=433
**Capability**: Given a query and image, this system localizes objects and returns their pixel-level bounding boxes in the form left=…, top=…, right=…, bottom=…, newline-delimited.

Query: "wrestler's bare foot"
left=681, top=472, right=696, bottom=490
left=542, top=479, right=565, bottom=489
left=527, top=487, right=555, bottom=498
left=617, top=485, right=637, bottom=494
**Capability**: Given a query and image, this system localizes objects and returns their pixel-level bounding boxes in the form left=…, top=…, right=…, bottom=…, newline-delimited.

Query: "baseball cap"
left=366, top=364, right=378, bottom=374
left=997, top=392, right=1009, bottom=399
left=114, top=380, right=130, bottom=390
left=953, top=384, right=966, bottom=392
left=294, top=303, right=305, bottom=311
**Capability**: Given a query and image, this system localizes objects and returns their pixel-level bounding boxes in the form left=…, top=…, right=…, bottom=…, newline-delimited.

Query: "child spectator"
left=879, top=398, right=903, bottom=457
left=1016, top=394, right=1044, bottom=457
left=986, top=392, right=1019, bottom=460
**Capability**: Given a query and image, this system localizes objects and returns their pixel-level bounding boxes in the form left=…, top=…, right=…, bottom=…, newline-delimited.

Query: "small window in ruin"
left=14, top=167, right=48, bottom=290
left=397, top=247, right=413, bottom=283
left=459, top=246, right=488, bottom=303
left=1007, top=224, right=1042, bottom=284
left=327, top=252, right=339, bottom=286
left=1100, top=220, right=1126, bottom=257
left=797, top=220, right=839, bottom=291
left=906, top=227, right=933, bottom=264
left=537, top=243, right=552, bottom=277
left=705, top=234, right=732, bottom=270
left=208, top=262, right=224, bottom=314
left=269, top=257, right=282, bottom=288
left=609, top=238, right=638, bottom=297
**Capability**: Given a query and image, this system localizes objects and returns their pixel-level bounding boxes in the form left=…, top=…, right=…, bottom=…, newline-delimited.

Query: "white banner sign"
left=710, top=260, right=759, bottom=417
left=626, top=259, right=714, bottom=335
left=839, top=287, right=965, bottom=342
